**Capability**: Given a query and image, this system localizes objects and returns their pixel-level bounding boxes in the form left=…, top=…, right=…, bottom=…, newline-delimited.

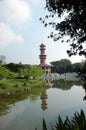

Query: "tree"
left=79, top=61, right=86, bottom=79
left=72, top=62, right=82, bottom=72
left=5, top=63, right=23, bottom=73
left=50, top=59, right=72, bottom=73
left=0, top=65, right=16, bottom=79
left=27, top=65, right=43, bottom=79
left=5, top=63, right=43, bottom=79
left=50, top=59, right=83, bottom=73
left=40, top=0, right=86, bottom=57
left=0, top=55, right=6, bottom=64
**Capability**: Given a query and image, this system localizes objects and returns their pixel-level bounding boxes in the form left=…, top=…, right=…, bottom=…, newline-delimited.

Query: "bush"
left=14, top=83, right=19, bottom=88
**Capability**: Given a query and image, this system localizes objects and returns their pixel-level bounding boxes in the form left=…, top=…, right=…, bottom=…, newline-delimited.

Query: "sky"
left=0, top=0, right=85, bottom=65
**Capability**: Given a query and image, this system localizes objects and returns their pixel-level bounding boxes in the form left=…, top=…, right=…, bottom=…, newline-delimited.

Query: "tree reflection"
left=82, top=82, right=86, bottom=101
left=0, top=87, right=43, bottom=115
left=52, top=80, right=83, bottom=90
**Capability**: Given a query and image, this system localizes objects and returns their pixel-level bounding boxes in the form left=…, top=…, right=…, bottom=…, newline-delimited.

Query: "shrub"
left=14, top=83, right=19, bottom=88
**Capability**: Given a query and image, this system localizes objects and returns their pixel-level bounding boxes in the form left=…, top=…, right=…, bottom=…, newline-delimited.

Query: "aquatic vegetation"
left=37, top=110, right=86, bottom=130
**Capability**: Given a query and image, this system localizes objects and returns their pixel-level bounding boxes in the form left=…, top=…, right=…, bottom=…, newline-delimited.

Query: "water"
left=0, top=81, right=86, bottom=130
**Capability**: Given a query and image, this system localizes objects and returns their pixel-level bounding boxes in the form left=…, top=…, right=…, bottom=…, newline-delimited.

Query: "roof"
left=40, top=43, right=46, bottom=47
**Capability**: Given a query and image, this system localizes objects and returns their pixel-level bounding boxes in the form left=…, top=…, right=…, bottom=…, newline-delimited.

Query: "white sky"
left=0, top=0, right=85, bottom=64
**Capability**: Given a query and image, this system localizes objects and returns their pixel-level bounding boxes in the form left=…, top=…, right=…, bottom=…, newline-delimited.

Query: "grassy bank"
left=0, top=79, right=43, bottom=94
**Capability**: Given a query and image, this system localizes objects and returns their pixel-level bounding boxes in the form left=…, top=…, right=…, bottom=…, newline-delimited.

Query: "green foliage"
left=50, top=59, right=82, bottom=73
left=4, top=63, right=43, bottom=79
left=27, top=65, right=43, bottom=79
left=40, top=0, right=86, bottom=57
left=72, top=63, right=82, bottom=73
left=4, top=62, right=25, bottom=73
left=43, top=118, right=47, bottom=130
left=42, top=110, right=86, bottom=130
left=0, top=65, right=16, bottom=79
left=81, top=61, right=86, bottom=74
left=72, top=110, right=86, bottom=130
left=14, top=83, right=19, bottom=88
left=0, top=55, right=6, bottom=64
left=78, top=61, right=86, bottom=80
left=0, top=79, right=43, bottom=94
left=53, top=116, right=70, bottom=130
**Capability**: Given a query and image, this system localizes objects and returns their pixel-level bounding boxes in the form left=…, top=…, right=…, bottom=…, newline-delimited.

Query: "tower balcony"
left=39, top=55, right=46, bottom=59
left=40, top=48, right=46, bottom=50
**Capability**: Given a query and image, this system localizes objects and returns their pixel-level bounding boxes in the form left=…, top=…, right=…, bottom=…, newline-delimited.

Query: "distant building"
left=39, top=43, right=51, bottom=74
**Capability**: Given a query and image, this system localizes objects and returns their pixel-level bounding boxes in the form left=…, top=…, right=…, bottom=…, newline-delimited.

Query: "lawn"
left=0, top=79, right=43, bottom=94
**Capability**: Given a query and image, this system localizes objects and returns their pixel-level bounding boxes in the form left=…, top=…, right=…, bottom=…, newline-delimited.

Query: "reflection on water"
left=0, top=87, right=43, bottom=115
left=0, top=81, right=86, bottom=130
left=82, top=82, right=86, bottom=101
left=40, top=88, right=48, bottom=111
left=52, top=80, right=83, bottom=90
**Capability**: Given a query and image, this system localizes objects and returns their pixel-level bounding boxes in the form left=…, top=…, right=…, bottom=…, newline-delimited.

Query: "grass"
left=0, top=79, right=43, bottom=94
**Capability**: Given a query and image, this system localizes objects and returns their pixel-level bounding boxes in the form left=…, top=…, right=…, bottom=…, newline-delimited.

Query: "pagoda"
left=39, top=43, right=51, bottom=74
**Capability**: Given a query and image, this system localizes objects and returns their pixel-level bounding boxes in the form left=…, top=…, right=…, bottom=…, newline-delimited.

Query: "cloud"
left=0, top=22, right=23, bottom=46
left=0, top=0, right=31, bottom=23
left=31, top=0, right=40, bottom=5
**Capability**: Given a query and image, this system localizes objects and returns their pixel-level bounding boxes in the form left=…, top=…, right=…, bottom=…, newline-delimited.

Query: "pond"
left=0, top=80, right=86, bottom=130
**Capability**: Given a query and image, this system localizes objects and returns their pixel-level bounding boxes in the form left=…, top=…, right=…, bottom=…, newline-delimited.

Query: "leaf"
left=43, top=118, right=47, bottom=130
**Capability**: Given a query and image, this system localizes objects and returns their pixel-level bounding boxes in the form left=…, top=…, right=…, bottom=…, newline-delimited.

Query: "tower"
left=39, top=44, right=46, bottom=65
left=39, top=43, right=51, bottom=74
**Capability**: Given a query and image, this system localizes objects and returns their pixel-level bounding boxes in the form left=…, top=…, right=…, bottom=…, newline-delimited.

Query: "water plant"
left=36, top=110, right=86, bottom=130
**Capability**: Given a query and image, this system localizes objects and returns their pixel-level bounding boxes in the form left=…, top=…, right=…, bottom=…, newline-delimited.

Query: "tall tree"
left=0, top=55, right=6, bottom=64
left=50, top=59, right=72, bottom=73
left=40, top=0, right=86, bottom=57
left=80, top=61, right=86, bottom=79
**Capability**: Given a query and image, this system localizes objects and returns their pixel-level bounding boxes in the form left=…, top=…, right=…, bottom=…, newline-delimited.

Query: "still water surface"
left=0, top=81, right=86, bottom=130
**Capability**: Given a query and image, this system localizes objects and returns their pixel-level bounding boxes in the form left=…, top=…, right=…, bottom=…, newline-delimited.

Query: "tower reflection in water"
left=40, top=80, right=53, bottom=111
left=40, top=88, right=48, bottom=111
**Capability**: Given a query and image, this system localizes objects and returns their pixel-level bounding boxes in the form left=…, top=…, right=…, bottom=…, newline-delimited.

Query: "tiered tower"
left=39, top=44, right=46, bottom=65
left=39, top=43, right=51, bottom=74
